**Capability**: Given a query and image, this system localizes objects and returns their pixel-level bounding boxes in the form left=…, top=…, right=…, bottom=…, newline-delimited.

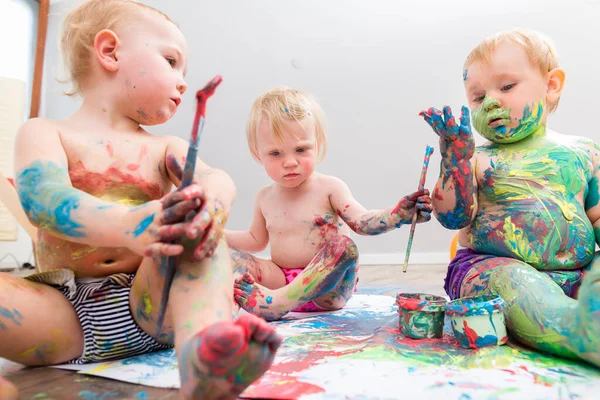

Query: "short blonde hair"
left=246, top=87, right=327, bottom=162
left=60, top=0, right=173, bottom=96
left=465, top=28, right=561, bottom=113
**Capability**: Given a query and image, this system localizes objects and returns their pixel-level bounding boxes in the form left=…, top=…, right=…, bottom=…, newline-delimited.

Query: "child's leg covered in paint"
left=234, top=235, right=359, bottom=321
left=0, top=272, right=84, bottom=366
left=130, top=239, right=282, bottom=400
left=460, top=255, right=600, bottom=366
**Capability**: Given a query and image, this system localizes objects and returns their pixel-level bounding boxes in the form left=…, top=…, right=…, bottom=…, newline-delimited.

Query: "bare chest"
left=61, top=133, right=171, bottom=204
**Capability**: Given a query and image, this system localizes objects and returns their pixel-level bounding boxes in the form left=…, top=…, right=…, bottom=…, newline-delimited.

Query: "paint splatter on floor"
left=51, top=294, right=600, bottom=399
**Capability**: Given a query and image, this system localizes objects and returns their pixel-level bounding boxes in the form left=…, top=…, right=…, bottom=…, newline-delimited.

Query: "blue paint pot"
left=445, top=294, right=508, bottom=349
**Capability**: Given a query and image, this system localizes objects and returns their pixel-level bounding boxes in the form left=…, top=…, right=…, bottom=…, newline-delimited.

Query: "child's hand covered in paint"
left=394, top=189, right=433, bottom=224
left=125, top=188, right=205, bottom=258
left=162, top=156, right=229, bottom=260
left=419, top=106, right=475, bottom=167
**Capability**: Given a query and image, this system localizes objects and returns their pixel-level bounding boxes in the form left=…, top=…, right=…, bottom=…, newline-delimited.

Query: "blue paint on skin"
left=463, top=68, right=468, bottom=81
left=132, top=214, right=155, bottom=237
left=0, top=307, right=23, bottom=329
left=17, top=161, right=85, bottom=237
left=135, top=392, right=149, bottom=399
left=266, top=296, right=273, bottom=304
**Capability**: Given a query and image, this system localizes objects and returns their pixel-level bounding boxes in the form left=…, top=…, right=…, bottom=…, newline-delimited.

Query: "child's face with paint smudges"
left=108, top=12, right=189, bottom=126
left=256, top=116, right=318, bottom=188
left=464, top=41, right=550, bottom=144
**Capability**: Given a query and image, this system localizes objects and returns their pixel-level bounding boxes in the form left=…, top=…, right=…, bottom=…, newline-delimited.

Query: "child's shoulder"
left=17, top=117, right=59, bottom=139
left=317, top=173, right=348, bottom=189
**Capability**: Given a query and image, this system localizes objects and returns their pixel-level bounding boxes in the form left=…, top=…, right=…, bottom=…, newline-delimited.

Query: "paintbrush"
left=155, top=75, right=223, bottom=335
left=402, top=145, right=434, bottom=273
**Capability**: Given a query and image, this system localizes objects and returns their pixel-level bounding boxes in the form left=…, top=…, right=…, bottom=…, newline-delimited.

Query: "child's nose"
left=283, top=156, right=298, bottom=167
left=483, top=96, right=501, bottom=112
left=177, top=81, right=187, bottom=95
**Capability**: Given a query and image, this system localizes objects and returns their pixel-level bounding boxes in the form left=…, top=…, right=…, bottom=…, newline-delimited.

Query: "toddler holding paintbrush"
left=227, top=86, right=433, bottom=321
left=1, top=1, right=281, bottom=399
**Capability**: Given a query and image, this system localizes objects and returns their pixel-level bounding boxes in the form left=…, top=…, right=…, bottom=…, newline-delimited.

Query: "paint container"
left=396, top=293, right=447, bottom=339
left=445, top=294, right=508, bottom=349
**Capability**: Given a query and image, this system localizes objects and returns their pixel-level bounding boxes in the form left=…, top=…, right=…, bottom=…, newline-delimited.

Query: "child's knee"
left=328, top=235, right=358, bottom=260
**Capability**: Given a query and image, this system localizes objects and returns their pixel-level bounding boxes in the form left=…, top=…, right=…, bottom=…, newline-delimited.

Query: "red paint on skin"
left=434, top=189, right=444, bottom=201
left=313, top=215, right=339, bottom=237
left=463, top=320, right=480, bottom=349
left=106, top=142, right=114, bottom=158
left=336, top=209, right=358, bottom=231
left=127, top=164, right=140, bottom=171
left=69, top=161, right=164, bottom=200
left=391, top=201, right=403, bottom=216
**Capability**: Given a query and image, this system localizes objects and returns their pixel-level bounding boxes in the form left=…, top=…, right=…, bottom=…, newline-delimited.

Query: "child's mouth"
left=488, top=117, right=506, bottom=127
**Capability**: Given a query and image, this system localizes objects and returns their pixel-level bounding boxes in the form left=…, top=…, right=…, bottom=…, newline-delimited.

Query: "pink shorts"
left=282, top=268, right=358, bottom=312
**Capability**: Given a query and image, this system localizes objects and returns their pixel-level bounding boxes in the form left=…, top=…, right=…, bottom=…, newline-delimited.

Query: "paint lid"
left=445, top=294, right=506, bottom=317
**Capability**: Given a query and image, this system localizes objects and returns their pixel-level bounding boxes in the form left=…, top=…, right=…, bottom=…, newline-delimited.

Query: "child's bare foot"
left=178, top=314, right=282, bottom=400
left=234, top=273, right=289, bottom=321
left=0, top=376, right=18, bottom=400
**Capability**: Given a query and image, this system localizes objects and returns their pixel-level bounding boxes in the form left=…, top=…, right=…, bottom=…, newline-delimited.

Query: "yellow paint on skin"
left=18, top=329, right=72, bottom=361
left=142, top=290, right=154, bottom=315
left=503, top=217, right=540, bottom=264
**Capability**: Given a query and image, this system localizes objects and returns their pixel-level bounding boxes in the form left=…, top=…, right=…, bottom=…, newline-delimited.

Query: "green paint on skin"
left=470, top=133, right=596, bottom=268
left=472, top=99, right=545, bottom=144
left=585, top=176, right=600, bottom=210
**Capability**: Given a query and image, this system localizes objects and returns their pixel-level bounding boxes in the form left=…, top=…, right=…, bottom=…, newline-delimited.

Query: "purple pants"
left=445, top=249, right=585, bottom=300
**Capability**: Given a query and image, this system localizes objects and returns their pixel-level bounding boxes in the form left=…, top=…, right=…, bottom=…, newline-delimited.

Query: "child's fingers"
left=459, top=105, right=471, bottom=136
left=186, top=206, right=212, bottom=239
left=144, top=243, right=183, bottom=258
left=442, top=106, right=459, bottom=141
left=416, top=203, right=432, bottom=211
left=162, top=198, right=200, bottom=224
left=418, top=211, right=432, bottom=222
left=194, top=225, right=218, bottom=260
left=163, top=185, right=206, bottom=208
left=157, top=223, right=188, bottom=242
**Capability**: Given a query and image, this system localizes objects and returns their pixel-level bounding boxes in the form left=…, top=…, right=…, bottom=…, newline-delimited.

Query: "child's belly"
left=463, top=200, right=595, bottom=270
left=36, top=230, right=142, bottom=277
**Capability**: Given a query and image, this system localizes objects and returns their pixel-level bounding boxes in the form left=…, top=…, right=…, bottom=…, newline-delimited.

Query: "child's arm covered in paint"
left=584, top=140, right=600, bottom=246
left=419, top=106, right=478, bottom=229
left=14, top=119, right=198, bottom=256
left=328, top=177, right=432, bottom=236
left=225, top=189, right=269, bottom=252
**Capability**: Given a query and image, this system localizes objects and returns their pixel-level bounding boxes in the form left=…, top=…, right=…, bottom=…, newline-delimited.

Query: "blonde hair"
left=465, top=28, right=561, bottom=113
left=60, top=0, right=173, bottom=96
left=246, top=87, right=327, bottom=162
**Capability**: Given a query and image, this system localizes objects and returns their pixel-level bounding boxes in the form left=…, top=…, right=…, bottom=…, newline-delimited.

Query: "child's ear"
left=94, top=29, right=120, bottom=72
left=546, top=67, right=566, bottom=105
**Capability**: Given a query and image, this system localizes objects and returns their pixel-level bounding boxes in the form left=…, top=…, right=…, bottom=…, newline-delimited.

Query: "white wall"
left=0, top=0, right=38, bottom=269
left=8, top=0, right=600, bottom=267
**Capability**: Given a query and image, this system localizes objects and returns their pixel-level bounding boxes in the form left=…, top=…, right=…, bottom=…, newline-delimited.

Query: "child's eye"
left=473, top=95, right=485, bottom=103
left=296, top=148, right=305, bottom=153
left=270, top=151, right=280, bottom=156
left=501, top=83, right=515, bottom=91
left=166, top=57, right=177, bottom=67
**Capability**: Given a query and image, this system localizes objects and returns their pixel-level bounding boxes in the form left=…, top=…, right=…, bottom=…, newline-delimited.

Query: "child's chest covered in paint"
left=467, top=141, right=595, bottom=269
left=61, top=133, right=171, bottom=205
left=263, top=189, right=350, bottom=265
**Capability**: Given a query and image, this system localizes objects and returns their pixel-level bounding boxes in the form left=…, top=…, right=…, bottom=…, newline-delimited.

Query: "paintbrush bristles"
left=402, top=145, right=434, bottom=273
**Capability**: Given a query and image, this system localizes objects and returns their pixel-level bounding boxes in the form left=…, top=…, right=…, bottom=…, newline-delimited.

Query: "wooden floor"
left=1, top=264, right=447, bottom=399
